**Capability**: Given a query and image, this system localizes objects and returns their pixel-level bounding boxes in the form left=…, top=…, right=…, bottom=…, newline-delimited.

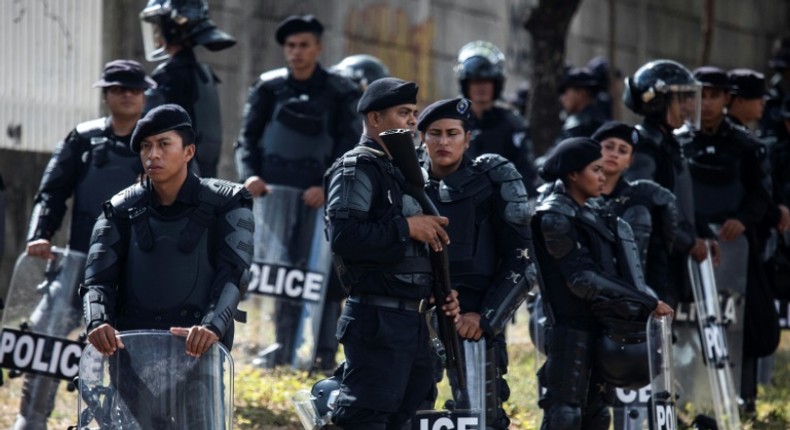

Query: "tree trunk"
left=524, top=0, right=583, bottom=156
left=699, top=0, right=715, bottom=67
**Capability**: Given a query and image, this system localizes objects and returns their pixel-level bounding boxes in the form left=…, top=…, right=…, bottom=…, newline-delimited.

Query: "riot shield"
left=1, top=248, right=86, bottom=427
left=647, top=314, right=677, bottom=430
left=672, top=232, right=745, bottom=424
left=0, top=247, right=85, bottom=380
left=684, top=244, right=741, bottom=430
left=0, top=175, right=5, bottom=265
left=77, top=330, right=234, bottom=430
left=613, top=384, right=652, bottom=430
left=410, top=336, right=484, bottom=430
left=527, top=290, right=547, bottom=393
left=243, top=185, right=332, bottom=370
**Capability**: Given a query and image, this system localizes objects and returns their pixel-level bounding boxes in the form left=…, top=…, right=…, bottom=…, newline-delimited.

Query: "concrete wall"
left=565, top=0, right=790, bottom=122
left=1, top=0, right=789, bottom=285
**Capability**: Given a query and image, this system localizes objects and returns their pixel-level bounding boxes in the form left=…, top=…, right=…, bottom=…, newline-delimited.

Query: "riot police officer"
left=140, top=0, right=235, bottom=178
left=325, top=78, right=460, bottom=429
left=533, top=137, right=673, bottom=430
left=454, top=41, right=537, bottom=195
left=235, top=14, right=361, bottom=196
left=720, top=68, right=786, bottom=411
left=728, top=69, right=769, bottom=130
left=556, top=67, right=606, bottom=142
left=418, top=98, right=535, bottom=429
left=623, top=59, right=716, bottom=306
left=82, top=103, right=252, bottom=353
left=235, top=15, right=361, bottom=369
left=331, top=54, right=390, bottom=91
left=593, top=121, right=678, bottom=302
left=81, top=104, right=252, bottom=428
left=15, top=60, right=155, bottom=430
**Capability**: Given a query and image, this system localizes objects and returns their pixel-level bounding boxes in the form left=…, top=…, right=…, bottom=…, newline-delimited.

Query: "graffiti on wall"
left=344, top=4, right=437, bottom=103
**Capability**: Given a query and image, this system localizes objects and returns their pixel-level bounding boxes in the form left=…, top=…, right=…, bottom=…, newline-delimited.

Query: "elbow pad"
left=480, top=267, right=533, bottom=336
left=568, top=270, right=657, bottom=311
left=202, top=283, right=241, bottom=337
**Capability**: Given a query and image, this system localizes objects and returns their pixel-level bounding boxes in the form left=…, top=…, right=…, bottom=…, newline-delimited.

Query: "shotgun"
left=379, top=128, right=468, bottom=404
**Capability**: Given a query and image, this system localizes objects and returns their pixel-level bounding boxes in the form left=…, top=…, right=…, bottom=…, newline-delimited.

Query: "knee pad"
left=542, top=403, right=582, bottom=430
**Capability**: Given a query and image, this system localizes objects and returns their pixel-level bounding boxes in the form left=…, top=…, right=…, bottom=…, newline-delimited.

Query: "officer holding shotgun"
left=324, top=77, right=460, bottom=429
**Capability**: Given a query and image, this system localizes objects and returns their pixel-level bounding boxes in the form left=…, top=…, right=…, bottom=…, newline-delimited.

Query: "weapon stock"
left=379, top=129, right=468, bottom=401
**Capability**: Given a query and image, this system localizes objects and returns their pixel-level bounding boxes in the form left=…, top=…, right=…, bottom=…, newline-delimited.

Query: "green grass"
left=2, top=331, right=790, bottom=429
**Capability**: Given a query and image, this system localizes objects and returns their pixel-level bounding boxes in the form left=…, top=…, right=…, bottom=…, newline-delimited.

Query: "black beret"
left=693, top=66, right=731, bottom=89
left=592, top=121, right=639, bottom=147
left=357, top=78, right=419, bottom=113
left=275, top=15, right=324, bottom=45
left=93, top=59, right=157, bottom=89
left=559, top=67, right=599, bottom=92
left=417, top=98, right=471, bottom=132
left=539, top=137, right=602, bottom=182
left=130, top=104, right=194, bottom=153
left=728, top=69, right=769, bottom=99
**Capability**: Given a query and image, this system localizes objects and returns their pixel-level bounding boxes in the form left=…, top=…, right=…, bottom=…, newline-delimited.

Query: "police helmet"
left=454, top=41, right=506, bottom=100
left=140, top=0, right=236, bottom=61
left=311, top=375, right=341, bottom=418
left=595, top=318, right=651, bottom=389
left=624, top=59, right=701, bottom=129
left=331, top=54, right=390, bottom=90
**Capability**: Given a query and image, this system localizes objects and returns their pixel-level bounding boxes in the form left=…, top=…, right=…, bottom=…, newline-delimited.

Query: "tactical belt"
left=347, top=294, right=428, bottom=313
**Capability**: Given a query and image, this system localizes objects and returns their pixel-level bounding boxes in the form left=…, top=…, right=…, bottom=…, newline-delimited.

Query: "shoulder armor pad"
left=107, top=183, right=147, bottom=218
left=473, top=153, right=510, bottom=173
left=536, top=192, right=576, bottom=217
left=488, top=162, right=523, bottom=185
left=348, top=145, right=386, bottom=162
left=327, top=72, right=361, bottom=96
left=327, top=145, right=385, bottom=179
left=259, top=67, right=288, bottom=86
left=628, top=180, right=675, bottom=206
left=198, top=178, right=248, bottom=208
left=75, top=118, right=108, bottom=139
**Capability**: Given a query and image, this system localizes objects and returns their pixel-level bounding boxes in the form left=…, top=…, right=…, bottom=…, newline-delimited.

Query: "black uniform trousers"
left=332, top=301, right=435, bottom=430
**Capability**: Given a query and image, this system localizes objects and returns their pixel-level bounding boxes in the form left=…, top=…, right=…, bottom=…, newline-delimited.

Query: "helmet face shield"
left=140, top=5, right=170, bottom=61
left=666, top=85, right=701, bottom=130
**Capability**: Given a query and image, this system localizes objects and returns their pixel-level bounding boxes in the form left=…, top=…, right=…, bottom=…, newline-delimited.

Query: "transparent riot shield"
left=0, top=248, right=85, bottom=376
left=77, top=330, right=234, bottom=430
left=647, top=314, right=677, bottom=430
left=410, top=324, right=484, bottom=429
left=527, top=290, right=547, bottom=394
left=243, top=185, right=332, bottom=370
left=613, top=384, right=651, bottom=430
left=462, top=338, right=486, bottom=429
left=1, top=248, right=86, bottom=427
left=673, top=233, right=745, bottom=424
left=685, top=243, right=741, bottom=430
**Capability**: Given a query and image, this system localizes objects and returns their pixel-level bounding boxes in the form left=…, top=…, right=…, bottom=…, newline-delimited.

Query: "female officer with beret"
left=532, top=137, right=673, bottom=430
left=593, top=121, right=679, bottom=304
left=418, top=97, right=535, bottom=428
